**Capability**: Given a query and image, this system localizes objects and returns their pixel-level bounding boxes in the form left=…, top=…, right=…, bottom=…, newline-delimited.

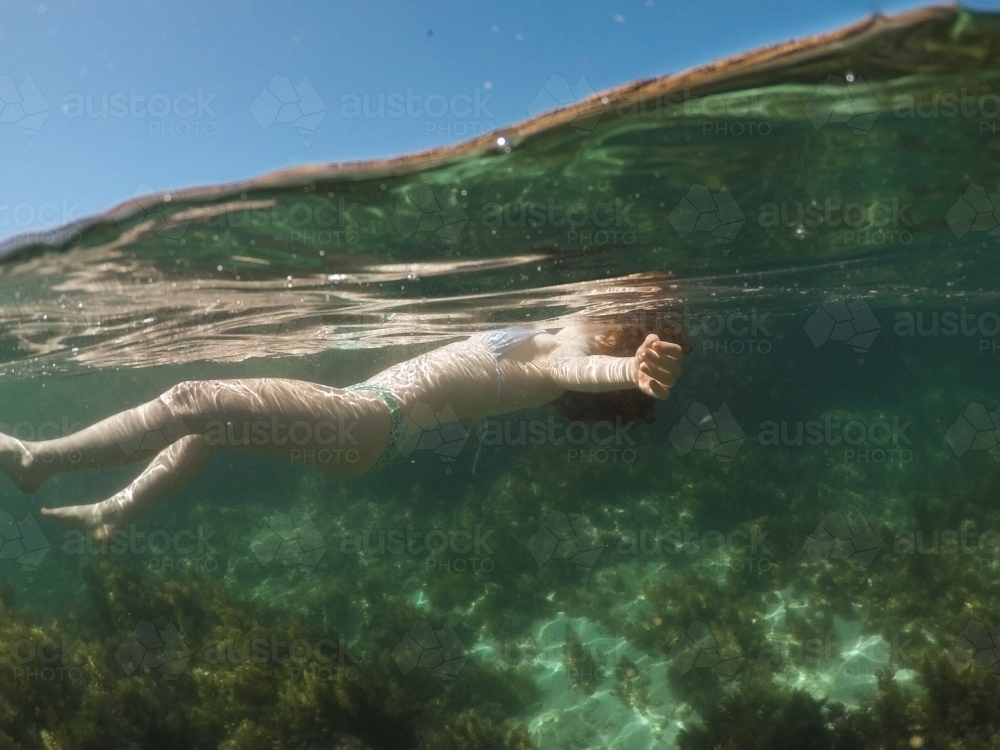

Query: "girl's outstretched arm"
left=548, top=334, right=684, bottom=398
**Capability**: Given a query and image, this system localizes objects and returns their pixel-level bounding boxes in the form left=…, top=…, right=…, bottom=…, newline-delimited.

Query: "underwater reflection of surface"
left=0, top=5, right=997, bottom=379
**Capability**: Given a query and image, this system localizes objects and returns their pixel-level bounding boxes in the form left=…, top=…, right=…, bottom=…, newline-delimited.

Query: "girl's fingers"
left=640, top=359, right=681, bottom=381
left=639, top=348, right=681, bottom=367
left=652, top=340, right=685, bottom=358
left=639, top=363, right=677, bottom=389
left=639, top=341, right=684, bottom=364
left=645, top=379, right=670, bottom=399
left=636, top=336, right=684, bottom=399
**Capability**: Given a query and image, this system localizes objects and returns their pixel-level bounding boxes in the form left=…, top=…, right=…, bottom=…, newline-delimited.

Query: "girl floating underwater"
left=0, top=319, right=685, bottom=540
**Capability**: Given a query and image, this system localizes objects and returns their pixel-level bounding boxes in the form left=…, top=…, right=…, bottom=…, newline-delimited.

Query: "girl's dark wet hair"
left=549, top=311, right=691, bottom=425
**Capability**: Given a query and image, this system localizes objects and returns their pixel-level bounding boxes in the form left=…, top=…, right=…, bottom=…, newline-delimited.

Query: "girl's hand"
left=634, top=334, right=684, bottom=399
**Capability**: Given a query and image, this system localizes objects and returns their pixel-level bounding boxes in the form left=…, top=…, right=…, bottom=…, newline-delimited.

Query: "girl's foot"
left=0, top=434, right=44, bottom=494
left=41, top=499, right=121, bottom=542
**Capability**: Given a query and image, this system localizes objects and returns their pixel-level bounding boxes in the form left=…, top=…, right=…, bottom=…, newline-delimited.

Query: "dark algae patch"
left=0, top=561, right=534, bottom=750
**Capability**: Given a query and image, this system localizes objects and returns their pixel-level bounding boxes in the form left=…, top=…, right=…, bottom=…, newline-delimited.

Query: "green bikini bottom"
left=344, top=384, right=409, bottom=471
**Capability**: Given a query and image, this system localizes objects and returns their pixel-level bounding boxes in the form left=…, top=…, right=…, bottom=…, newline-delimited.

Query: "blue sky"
left=1, top=0, right=998, bottom=243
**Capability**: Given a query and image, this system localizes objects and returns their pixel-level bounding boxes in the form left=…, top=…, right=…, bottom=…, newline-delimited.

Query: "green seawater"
left=2, top=6, right=1000, bottom=749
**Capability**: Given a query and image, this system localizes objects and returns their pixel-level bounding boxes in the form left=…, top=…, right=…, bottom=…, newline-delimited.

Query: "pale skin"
left=0, top=323, right=683, bottom=541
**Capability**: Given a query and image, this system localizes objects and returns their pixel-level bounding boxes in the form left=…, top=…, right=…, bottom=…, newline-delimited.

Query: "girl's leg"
left=40, top=435, right=214, bottom=540
left=0, top=390, right=189, bottom=493
left=0, top=378, right=392, bottom=493
left=30, top=378, right=393, bottom=536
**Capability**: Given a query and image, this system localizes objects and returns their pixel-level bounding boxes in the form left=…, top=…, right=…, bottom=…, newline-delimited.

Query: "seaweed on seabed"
left=676, top=650, right=1000, bottom=750
left=18, top=559, right=536, bottom=750
left=676, top=670, right=841, bottom=750
left=0, top=598, right=96, bottom=750
left=840, top=655, right=1000, bottom=750
left=563, top=625, right=600, bottom=695
left=421, top=710, right=531, bottom=750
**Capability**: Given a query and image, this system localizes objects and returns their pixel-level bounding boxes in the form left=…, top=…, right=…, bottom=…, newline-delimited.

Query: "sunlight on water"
left=0, top=9, right=998, bottom=377
left=0, top=6, right=1000, bottom=750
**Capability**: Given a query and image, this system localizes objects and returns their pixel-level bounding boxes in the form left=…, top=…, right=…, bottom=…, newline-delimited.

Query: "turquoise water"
left=1, top=6, right=1000, bottom=749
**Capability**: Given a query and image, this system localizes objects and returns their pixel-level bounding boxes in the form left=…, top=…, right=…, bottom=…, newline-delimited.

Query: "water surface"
left=1, top=6, right=1000, bottom=750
